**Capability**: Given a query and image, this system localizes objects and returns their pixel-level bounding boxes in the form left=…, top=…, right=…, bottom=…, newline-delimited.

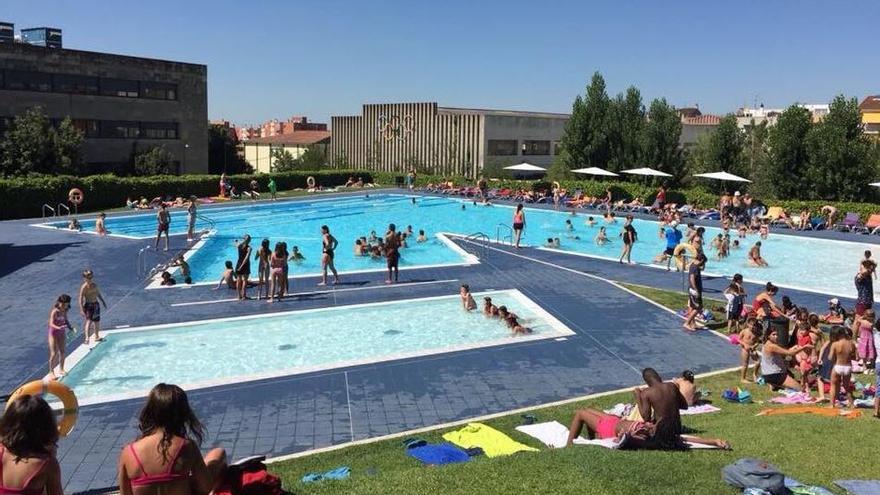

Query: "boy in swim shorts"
left=78, top=270, right=107, bottom=346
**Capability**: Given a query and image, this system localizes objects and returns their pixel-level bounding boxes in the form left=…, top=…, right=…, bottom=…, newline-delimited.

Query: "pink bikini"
left=0, top=447, right=47, bottom=495
left=127, top=439, right=187, bottom=487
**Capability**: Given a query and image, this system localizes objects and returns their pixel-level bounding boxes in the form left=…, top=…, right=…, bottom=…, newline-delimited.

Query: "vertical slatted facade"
left=330, top=102, right=482, bottom=177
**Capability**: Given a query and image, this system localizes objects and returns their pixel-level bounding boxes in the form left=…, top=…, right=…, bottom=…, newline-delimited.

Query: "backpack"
left=722, top=458, right=789, bottom=495
left=721, top=388, right=752, bottom=403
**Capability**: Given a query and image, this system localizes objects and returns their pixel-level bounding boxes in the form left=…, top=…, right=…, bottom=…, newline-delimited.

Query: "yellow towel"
left=442, top=422, right=539, bottom=458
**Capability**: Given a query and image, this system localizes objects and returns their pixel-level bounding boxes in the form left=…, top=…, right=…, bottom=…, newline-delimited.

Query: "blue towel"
left=407, top=443, right=471, bottom=465
left=301, top=466, right=350, bottom=483
left=835, top=480, right=880, bottom=495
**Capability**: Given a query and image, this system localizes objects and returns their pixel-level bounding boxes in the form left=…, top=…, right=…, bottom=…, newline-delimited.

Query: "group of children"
left=215, top=239, right=305, bottom=301
left=353, top=225, right=427, bottom=259
left=459, top=285, right=532, bottom=335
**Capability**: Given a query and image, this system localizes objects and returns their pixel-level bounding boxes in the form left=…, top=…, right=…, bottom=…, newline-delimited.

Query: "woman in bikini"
left=0, top=395, right=63, bottom=495
left=118, top=384, right=226, bottom=495
left=254, top=239, right=271, bottom=300
left=268, top=243, right=286, bottom=302
left=319, top=225, right=339, bottom=286
left=512, top=204, right=525, bottom=248
left=47, top=294, right=72, bottom=379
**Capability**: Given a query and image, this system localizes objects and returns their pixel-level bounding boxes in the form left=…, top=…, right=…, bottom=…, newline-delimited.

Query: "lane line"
left=169, top=279, right=460, bottom=307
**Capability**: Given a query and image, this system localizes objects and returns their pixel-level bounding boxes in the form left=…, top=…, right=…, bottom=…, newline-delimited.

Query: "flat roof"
left=0, top=41, right=206, bottom=69
left=439, top=106, right=570, bottom=118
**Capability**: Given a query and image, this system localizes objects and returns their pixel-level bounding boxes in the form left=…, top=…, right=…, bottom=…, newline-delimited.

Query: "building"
left=20, top=27, right=62, bottom=48
left=0, top=38, right=207, bottom=174
left=244, top=130, right=331, bottom=173
left=735, top=104, right=829, bottom=128
left=330, top=102, right=569, bottom=177
left=859, top=96, right=880, bottom=135
left=677, top=107, right=721, bottom=147
left=235, top=116, right=327, bottom=142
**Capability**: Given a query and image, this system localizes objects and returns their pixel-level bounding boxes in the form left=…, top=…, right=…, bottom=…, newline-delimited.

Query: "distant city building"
left=20, top=27, right=62, bottom=48
left=243, top=131, right=331, bottom=173
left=0, top=23, right=13, bottom=44
left=235, top=116, right=327, bottom=142
left=330, top=102, right=569, bottom=176
left=0, top=35, right=207, bottom=174
left=859, top=96, right=880, bottom=135
left=678, top=107, right=721, bottom=148
left=735, top=103, right=829, bottom=128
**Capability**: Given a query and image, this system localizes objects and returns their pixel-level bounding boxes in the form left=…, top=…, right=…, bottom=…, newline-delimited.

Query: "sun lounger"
left=835, top=212, right=865, bottom=232
left=864, top=214, right=880, bottom=235
left=761, top=206, right=784, bottom=222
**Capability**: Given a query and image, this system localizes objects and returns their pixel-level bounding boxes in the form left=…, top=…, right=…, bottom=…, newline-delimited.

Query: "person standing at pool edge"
left=235, top=235, right=251, bottom=300
left=385, top=223, right=401, bottom=284
left=319, top=225, right=340, bottom=286
left=47, top=294, right=72, bottom=379
left=155, top=204, right=171, bottom=251
left=268, top=177, right=277, bottom=200
left=79, top=270, right=107, bottom=346
left=683, top=253, right=707, bottom=332
left=512, top=203, right=525, bottom=248
left=186, top=197, right=197, bottom=242
left=619, top=215, right=637, bottom=264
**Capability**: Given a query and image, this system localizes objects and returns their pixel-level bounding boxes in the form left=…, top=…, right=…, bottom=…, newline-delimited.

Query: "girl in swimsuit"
left=47, top=294, right=72, bottom=379
left=512, top=204, right=525, bottom=248
left=268, top=244, right=285, bottom=302
left=280, top=242, right=291, bottom=296
left=255, top=239, right=271, bottom=300
left=319, top=225, right=339, bottom=286
left=566, top=408, right=654, bottom=447
left=118, top=384, right=226, bottom=495
left=0, top=395, right=63, bottom=495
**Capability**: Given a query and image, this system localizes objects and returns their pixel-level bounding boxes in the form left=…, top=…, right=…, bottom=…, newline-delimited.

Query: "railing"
left=41, top=204, right=56, bottom=218
left=196, top=213, right=216, bottom=233
left=463, top=232, right=489, bottom=259
left=496, top=223, right=513, bottom=245
left=57, top=203, right=70, bottom=216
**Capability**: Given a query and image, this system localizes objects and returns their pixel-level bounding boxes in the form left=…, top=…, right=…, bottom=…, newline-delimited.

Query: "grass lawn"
left=268, top=286, right=876, bottom=495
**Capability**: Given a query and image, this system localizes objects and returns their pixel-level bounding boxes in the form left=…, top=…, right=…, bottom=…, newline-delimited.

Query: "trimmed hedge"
left=0, top=170, right=387, bottom=220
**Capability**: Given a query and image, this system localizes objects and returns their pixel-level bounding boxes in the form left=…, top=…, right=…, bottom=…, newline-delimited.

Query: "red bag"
left=215, top=456, right=284, bottom=495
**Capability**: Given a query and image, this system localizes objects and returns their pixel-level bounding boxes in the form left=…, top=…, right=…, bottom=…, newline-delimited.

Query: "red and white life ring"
left=68, top=188, right=84, bottom=205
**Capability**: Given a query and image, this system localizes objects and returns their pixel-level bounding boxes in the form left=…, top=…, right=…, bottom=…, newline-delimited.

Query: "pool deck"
left=0, top=189, right=876, bottom=493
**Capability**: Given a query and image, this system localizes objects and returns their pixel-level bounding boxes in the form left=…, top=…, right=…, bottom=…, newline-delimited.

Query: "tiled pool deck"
left=1, top=190, right=874, bottom=492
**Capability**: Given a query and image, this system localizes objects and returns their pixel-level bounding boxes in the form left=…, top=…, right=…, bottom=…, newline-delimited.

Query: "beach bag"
left=722, top=458, right=788, bottom=494
left=215, top=456, right=284, bottom=495
left=722, top=388, right=752, bottom=403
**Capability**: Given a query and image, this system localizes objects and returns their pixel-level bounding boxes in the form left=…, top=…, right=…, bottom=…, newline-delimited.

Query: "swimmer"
left=417, top=230, right=427, bottom=242
left=585, top=216, right=596, bottom=227
left=460, top=284, right=477, bottom=311
left=748, top=241, right=768, bottom=267
left=732, top=239, right=740, bottom=250
left=737, top=224, right=748, bottom=238
left=215, top=260, right=235, bottom=289
left=759, top=222, right=769, bottom=239
left=354, top=239, right=366, bottom=256
left=368, top=230, right=379, bottom=244
left=171, top=255, right=192, bottom=284
left=710, top=234, right=722, bottom=251
left=595, top=226, right=609, bottom=245
left=411, top=197, right=416, bottom=205
left=95, top=212, right=109, bottom=236
left=565, top=219, right=574, bottom=232
left=289, top=245, right=305, bottom=263
left=160, top=271, right=176, bottom=286
left=68, top=217, right=82, bottom=231
left=544, top=237, right=560, bottom=248
left=498, top=305, right=532, bottom=335
left=827, top=326, right=856, bottom=408
left=483, top=296, right=499, bottom=317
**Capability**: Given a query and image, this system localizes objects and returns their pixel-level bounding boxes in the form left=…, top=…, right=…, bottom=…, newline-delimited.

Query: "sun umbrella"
left=619, top=167, right=673, bottom=177
left=694, top=171, right=751, bottom=183
left=869, top=182, right=880, bottom=187
left=571, top=167, right=619, bottom=177
left=503, top=163, right=547, bottom=172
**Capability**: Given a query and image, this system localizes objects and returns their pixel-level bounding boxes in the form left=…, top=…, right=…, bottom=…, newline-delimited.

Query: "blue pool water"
left=54, top=193, right=870, bottom=296
left=61, top=290, right=570, bottom=402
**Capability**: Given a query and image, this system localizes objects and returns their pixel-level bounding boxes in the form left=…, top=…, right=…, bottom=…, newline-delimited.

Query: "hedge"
left=0, top=170, right=390, bottom=220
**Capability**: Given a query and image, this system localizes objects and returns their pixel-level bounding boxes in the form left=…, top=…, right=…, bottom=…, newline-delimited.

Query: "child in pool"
left=417, top=230, right=427, bottom=242
left=483, top=296, right=499, bottom=318
left=585, top=216, right=596, bottom=227
left=459, top=284, right=477, bottom=311
left=289, top=245, right=305, bottom=263
left=595, top=227, right=609, bottom=245
left=498, top=305, right=532, bottom=335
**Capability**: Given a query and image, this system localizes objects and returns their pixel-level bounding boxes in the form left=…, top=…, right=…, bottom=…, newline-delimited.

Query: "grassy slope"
left=268, top=286, right=875, bottom=495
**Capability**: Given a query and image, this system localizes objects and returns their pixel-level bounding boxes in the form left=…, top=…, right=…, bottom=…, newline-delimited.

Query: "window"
left=4, top=70, right=52, bottom=92
left=487, top=139, right=518, bottom=156
left=142, top=81, right=177, bottom=100
left=522, top=140, right=551, bottom=156
left=553, top=141, right=561, bottom=155
left=71, top=119, right=100, bottom=138
left=100, top=78, right=139, bottom=98
left=101, top=120, right=140, bottom=138
left=141, top=122, right=178, bottom=139
left=53, top=74, right=99, bottom=95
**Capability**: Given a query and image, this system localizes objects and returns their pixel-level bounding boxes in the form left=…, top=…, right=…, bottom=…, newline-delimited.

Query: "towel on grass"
left=756, top=406, right=861, bottom=419
left=770, top=391, right=816, bottom=405
left=406, top=443, right=470, bottom=466
left=834, top=480, right=880, bottom=495
left=301, top=466, right=350, bottom=484
left=607, top=403, right=720, bottom=418
left=680, top=404, right=722, bottom=415
left=578, top=437, right=722, bottom=450
left=443, top=422, right=539, bottom=457
left=514, top=421, right=591, bottom=449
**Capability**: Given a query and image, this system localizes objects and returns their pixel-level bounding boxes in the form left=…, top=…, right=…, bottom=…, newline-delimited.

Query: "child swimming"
left=460, top=284, right=477, bottom=311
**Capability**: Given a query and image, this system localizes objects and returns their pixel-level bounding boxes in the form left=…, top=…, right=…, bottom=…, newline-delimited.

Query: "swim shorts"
left=157, top=222, right=169, bottom=233
left=513, top=222, right=524, bottom=230
left=762, top=373, right=786, bottom=387
left=664, top=247, right=675, bottom=256
left=386, top=252, right=399, bottom=268
left=83, top=301, right=101, bottom=322
left=688, top=293, right=703, bottom=310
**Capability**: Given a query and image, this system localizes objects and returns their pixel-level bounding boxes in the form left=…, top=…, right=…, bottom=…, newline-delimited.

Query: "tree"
left=741, top=120, right=771, bottom=197
left=642, top=98, right=684, bottom=183
left=764, top=105, right=812, bottom=199
left=271, top=147, right=297, bottom=172
left=208, top=125, right=251, bottom=174
left=805, top=95, right=875, bottom=201
left=133, top=146, right=176, bottom=175
left=688, top=115, right=744, bottom=176
left=558, top=94, right=587, bottom=171
left=607, top=86, right=645, bottom=171
left=0, top=107, right=84, bottom=176
left=298, top=145, right=327, bottom=169
left=557, top=72, right=612, bottom=171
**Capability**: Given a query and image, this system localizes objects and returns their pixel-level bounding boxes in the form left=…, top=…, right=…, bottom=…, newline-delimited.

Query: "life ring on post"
left=7, top=379, right=78, bottom=437
left=673, top=242, right=697, bottom=271
left=68, top=188, right=84, bottom=206
left=306, top=176, right=316, bottom=189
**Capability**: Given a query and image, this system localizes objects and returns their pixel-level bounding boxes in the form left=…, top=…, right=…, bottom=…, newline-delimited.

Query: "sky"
left=5, top=1, right=879, bottom=125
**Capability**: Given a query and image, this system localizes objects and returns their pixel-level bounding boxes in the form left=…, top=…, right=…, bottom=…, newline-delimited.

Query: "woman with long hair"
left=0, top=395, right=63, bottom=495
left=118, top=384, right=226, bottom=495
left=512, top=204, right=525, bottom=248
left=47, top=294, right=72, bottom=379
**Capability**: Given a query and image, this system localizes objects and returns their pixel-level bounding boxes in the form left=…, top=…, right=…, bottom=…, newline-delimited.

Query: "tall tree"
left=581, top=72, right=612, bottom=168
left=271, top=148, right=297, bottom=172
left=0, top=107, right=59, bottom=176
left=607, top=86, right=645, bottom=171
left=805, top=95, right=875, bottom=201
left=133, top=146, right=176, bottom=175
left=297, top=145, right=327, bottom=169
left=764, top=105, right=812, bottom=199
left=642, top=98, right=684, bottom=182
left=558, top=94, right=587, bottom=171
left=52, top=117, right=85, bottom=176
left=208, top=124, right=251, bottom=174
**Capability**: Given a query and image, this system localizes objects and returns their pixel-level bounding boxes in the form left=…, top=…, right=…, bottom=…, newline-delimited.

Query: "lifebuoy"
left=673, top=243, right=698, bottom=270
left=68, top=188, right=84, bottom=205
left=306, top=176, right=316, bottom=189
left=7, top=379, right=78, bottom=436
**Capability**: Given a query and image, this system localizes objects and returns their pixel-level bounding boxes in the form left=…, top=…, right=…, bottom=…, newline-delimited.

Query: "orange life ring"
left=68, top=188, right=84, bottom=205
left=673, top=242, right=697, bottom=270
left=7, top=379, right=78, bottom=436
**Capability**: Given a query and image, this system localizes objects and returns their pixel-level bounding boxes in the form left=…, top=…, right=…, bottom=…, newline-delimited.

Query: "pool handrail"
left=496, top=223, right=513, bottom=245
left=463, top=232, right=489, bottom=259
left=41, top=204, right=56, bottom=218
left=57, top=203, right=71, bottom=216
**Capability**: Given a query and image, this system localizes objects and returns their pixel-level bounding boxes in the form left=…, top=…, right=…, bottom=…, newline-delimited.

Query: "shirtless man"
left=748, top=241, right=768, bottom=267
left=155, top=204, right=171, bottom=251
left=384, top=223, right=401, bottom=284
left=78, top=270, right=107, bottom=346
left=821, top=205, right=838, bottom=230
left=827, top=326, right=856, bottom=408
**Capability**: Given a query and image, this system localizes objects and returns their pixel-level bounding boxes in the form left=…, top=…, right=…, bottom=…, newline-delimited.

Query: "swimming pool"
left=60, top=289, right=574, bottom=404
left=42, top=193, right=873, bottom=296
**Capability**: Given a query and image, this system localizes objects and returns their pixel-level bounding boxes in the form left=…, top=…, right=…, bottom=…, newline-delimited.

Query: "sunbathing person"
left=565, top=408, right=656, bottom=447
left=672, top=370, right=700, bottom=407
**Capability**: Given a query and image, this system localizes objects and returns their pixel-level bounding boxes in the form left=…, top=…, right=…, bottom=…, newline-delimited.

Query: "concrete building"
left=235, top=116, right=327, bottom=142
left=0, top=40, right=207, bottom=174
left=244, top=130, right=331, bottom=173
left=678, top=108, right=721, bottom=148
left=859, top=96, right=880, bottom=135
left=735, top=104, right=830, bottom=128
left=330, top=102, right=569, bottom=177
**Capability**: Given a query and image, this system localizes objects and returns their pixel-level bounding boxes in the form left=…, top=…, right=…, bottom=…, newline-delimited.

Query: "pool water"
left=61, top=290, right=572, bottom=402
left=53, top=193, right=872, bottom=296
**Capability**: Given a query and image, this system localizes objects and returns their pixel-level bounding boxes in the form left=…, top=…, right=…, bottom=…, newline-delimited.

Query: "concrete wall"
left=680, top=123, right=718, bottom=148
left=244, top=143, right=314, bottom=173
left=0, top=43, right=208, bottom=174
left=482, top=114, right=567, bottom=168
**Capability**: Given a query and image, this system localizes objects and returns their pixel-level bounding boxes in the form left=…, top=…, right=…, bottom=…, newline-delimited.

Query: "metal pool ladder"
left=41, top=204, right=56, bottom=218
left=496, top=223, right=513, bottom=245
left=463, top=232, right=489, bottom=259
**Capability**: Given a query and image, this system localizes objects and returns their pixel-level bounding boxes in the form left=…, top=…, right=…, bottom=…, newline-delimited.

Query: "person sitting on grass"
left=672, top=370, right=700, bottom=407
left=0, top=395, right=63, bottom=495
left=214, top=261, right=235, bottom=290
left=760, top=327, right=811, bottom=391
left=118, top=384, right=226, bottom=495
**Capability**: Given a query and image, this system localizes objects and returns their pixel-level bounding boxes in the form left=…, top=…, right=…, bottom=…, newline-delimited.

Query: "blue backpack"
left=722, top=458, right=789, bottom=494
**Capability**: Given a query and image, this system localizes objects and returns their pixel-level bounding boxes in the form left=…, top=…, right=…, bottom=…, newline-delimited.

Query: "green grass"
left=268, top=287, right=875, bottom=495
left=622, top=282, right=729, bottom=330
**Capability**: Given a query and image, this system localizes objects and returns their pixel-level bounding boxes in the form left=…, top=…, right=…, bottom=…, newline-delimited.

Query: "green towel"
left=442, top=422, right=538, bottom=458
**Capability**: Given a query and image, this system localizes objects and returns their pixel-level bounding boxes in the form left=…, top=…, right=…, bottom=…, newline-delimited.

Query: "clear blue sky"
left=6, top=1, right=878, bottom=124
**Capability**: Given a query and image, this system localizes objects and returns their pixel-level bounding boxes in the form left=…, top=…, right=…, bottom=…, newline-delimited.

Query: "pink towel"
left=770, top=392, right=815, bottom=405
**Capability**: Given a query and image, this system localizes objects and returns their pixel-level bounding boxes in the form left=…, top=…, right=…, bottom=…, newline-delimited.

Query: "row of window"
left=0, top=69, right=178, bottom=100
left=487, top=139, right=557, bottom=156
left=0, top=117, right=179, bottom=140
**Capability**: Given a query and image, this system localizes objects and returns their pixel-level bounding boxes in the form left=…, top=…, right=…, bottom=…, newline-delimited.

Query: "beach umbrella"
left=571, top=167, right=619, bottom=177
left=693, top=171, right=751, bottom=183
left=869, top=182, right=880, bottom=187
left=503, top=163, right=547, bottom=172
left=619, top=167, right=673, bottom=177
